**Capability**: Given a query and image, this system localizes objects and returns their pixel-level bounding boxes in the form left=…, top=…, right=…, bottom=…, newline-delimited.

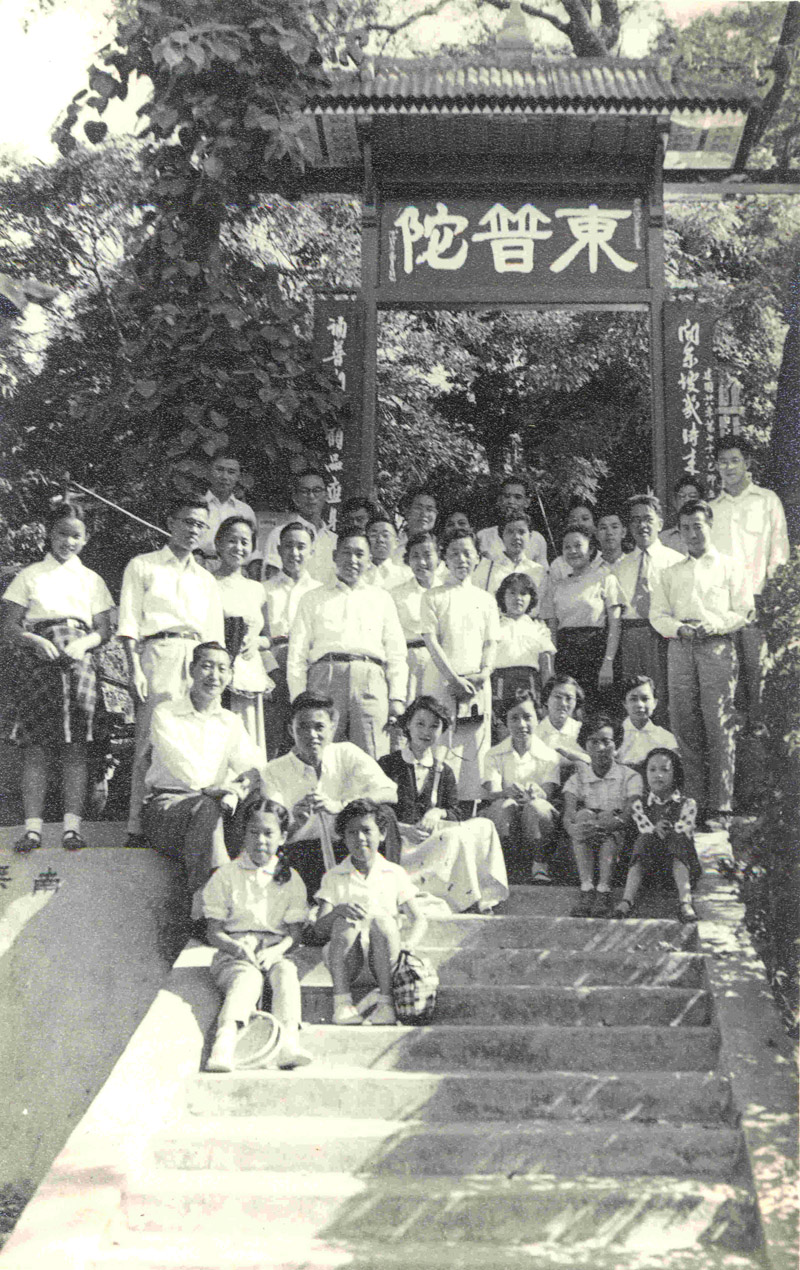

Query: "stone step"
left=502, top=886, right=697, bottom=920
left=186, top=1067, right=735, bottom=1124
left=244, top=1023, right=721, bottom=1072
left=414, top=946, right=706, bottom=988
left=151, top=1115, right=745, bottom=1179
left=91, top=1230, right=762, bottom=1270
left=417, top=914, right=696, bottom=952
left=301, top=984, right=712, bottom=1027
left=122, top=1170, right=759, bottom=1252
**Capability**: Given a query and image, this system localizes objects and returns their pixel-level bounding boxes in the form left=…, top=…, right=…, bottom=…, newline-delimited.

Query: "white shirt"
left=473, top=555, right=547, bottom=601
left=390, top=577, right=434, bottom=642
left=710, top=481, right=789, bottom=597
left=495, top=615, right=555, bottom=670
left=197, top=492, right=257, bottom=554
left=483, top=734, right=561, bottom=794
left=617, top=717, right=678, bottom=767
left=364, top=558, right=413, bottom=591
left=649, top=547, right=753, bottom=640
left=613, top=543, right=685, bottom=621
left=534, top=715, right=582, bottom=749
left=262, top=570, right=321, bottom=641
left=477, top=525, right=549, bottom=569
left=287, top=579, right=408, bottom=703
left=548, top=552, right=605, bottom=583
left=541, top=570, right=623, bottom=629
left=420, top=579, right=501, bottom=674
left=262, top=515, right=337, bottom=584
left=315, top=854, right=415, bottom=917
left=144, top=696, right=263, bottom=792
left=263, top=742, right=398, bottom=841
left=564, top=760, right=643, bottom=813
left=118, top=545, right=224, bottom=643
left=4, top=554, right=113, bottom=626
left=200, top=855, right=308, bottom=932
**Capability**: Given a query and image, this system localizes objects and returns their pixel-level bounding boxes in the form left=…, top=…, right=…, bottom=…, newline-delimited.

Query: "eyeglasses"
left=177, top=517, right=208, bottom=530
left=297, top=485, right=326, bottom=496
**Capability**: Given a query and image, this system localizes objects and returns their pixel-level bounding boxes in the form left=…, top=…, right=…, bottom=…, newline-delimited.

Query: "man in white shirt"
left=262, top=521, right=321, bottom=758
left=196, top=453, right=257, bottom=562
left=261, top=469, right=337, bottom=584
left=476, top=475, right=549, bottom=569
left=364, top=515, right=413, bottom=590
left=613, top=494, right=684, bottom=725
left=140, top=642, right=263, bottom=926
left=660, top=474, right=706, bottom=555
left=650, top=500, right=753, bottom=825
left=263, top=692, right=398, bottom=895
left=711, top=437, right=790, bottom=727
left=287, top=528, right=408, bottom=758
left=118, top=496, right=225, bottom=844
left=473, top=514, right=547, bottom=595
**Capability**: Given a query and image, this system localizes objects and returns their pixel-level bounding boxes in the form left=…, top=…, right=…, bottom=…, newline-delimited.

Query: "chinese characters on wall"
left=664, top=303, right=720, bottom=497
left=313, top=295, right=363, bottom=523
left=382, top=197, right=645, bottom=297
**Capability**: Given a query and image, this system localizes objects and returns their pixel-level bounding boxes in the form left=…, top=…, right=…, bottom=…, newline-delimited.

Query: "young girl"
left=380, top=696, right=509, bottom=913
left=491, top=574, right=555, bottom=731
left=2, top=501, right=114, bottom=852
left=563, top=713, right=643, bottom=917
left=215, top=517, right=274, bottom=763
left=616, top=675, right=678, bottom=770
left=542, top=527, right=622, bottom=712
left=420, top=530, right=500, bottom=805
left=202, top=798, right=311, bottom=1072
left=614, top=748, right=701, bottom=923
left=482, top=690, right=561, bottom=885
left=314, top=799, right=427, bottom=1026
left=389, top=531, right=443, bottom=705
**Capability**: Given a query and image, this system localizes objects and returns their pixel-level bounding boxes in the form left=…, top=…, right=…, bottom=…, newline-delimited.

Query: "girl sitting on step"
left=614, top=748, right=702, bottom=924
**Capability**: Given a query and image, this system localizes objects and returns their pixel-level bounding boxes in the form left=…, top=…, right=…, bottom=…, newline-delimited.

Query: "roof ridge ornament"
left=495, top=0, right=534, bottom=67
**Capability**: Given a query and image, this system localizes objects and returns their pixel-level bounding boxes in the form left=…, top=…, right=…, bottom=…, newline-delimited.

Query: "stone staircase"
left=87, top=886, right=768, bottom=1270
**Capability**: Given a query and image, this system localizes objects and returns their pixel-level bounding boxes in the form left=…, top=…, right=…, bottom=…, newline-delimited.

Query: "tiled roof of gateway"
left=312, top=59, right=751, bottom=114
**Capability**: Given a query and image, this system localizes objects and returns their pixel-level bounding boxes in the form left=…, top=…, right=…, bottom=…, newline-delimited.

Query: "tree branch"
left=369, top=0, right=454, bottom=35
left=733, top=0, right=800, bottom=173
left=557, top=0, right=612, bottom=55
left=479, top=0, right=570, bottom=38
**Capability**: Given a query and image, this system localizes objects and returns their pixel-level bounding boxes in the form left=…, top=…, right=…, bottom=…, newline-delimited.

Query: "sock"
left=596, top=885, right=611, bottom=894
left=63, top=813, right=81, bottom=835
left=25, top=818, right=43, bottom=836
left=580, top=883, right=594, bottom=892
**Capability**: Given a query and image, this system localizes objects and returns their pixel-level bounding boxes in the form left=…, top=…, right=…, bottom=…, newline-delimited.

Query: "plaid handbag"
left=391, top=949, right=438, bottom=1025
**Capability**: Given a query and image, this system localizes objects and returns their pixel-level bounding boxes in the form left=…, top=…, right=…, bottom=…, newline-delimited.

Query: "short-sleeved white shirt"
left=5, top=554, right=113, bottom=626
left=315, top=855, right=416, bottom=919
left=420, top=579, right=501, bottom=674
left=483, top=735, right=561, bottom=794
left=200, top=855, right=308, bottom=933
left=617, top=718, right=678, bottom=768
left=495, top=615, right=555, bottom=670
left=534, top=715, right=581, bottom=748
left=564, top=760, right=643, bottom=813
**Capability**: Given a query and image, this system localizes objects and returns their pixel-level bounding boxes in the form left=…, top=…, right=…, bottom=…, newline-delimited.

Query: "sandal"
left=530, top=866, right=553, bottom=886
left=678, top=901, right=698, bottom=924
left=62, top=831, right=87, bottom=852
left=14, top=830, right=41, bottom=854
left=332, top=1003, right=363, bottom=1026
left=613, top=898, right=635, bottom=919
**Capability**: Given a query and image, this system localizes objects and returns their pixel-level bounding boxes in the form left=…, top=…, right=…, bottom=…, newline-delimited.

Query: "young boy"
left=596, top=509, right=626, bottom=568
left=313, top=799, right=426, bottom=1026
left=616, top=676, right=678, bottom=769
left=563, top=713, right=642, bottom=917
left=482, top=691, right=561, bottom=884
left=473, top=514, right=547, bottom=595
left=262, top=521, right=321, bottom=758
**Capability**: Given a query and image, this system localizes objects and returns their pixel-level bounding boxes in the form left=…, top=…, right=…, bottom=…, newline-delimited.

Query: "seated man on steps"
left=141, top=641, right=264, bottom=930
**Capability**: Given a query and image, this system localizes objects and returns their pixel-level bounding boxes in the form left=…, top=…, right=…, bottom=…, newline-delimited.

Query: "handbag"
left=391, top=949, right=438, bottom=1025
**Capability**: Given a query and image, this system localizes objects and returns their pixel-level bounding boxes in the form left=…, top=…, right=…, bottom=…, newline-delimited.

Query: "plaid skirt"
left=9, top=620, right=102, bottom=746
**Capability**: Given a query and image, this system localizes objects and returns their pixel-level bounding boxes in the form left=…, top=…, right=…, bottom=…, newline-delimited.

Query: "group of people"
left=1, top=437, right=789, bottom=1067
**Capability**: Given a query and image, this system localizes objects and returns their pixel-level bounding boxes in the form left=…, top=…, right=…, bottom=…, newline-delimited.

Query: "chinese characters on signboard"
left=664, top=303, right=718, bottom=497
left=381, top=197, right=646, bottom=298
left=313, top=295, right=363, bottom=529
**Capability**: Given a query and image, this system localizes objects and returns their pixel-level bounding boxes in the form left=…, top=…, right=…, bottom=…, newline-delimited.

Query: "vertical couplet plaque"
left=312, top=292, right=364, bottom=529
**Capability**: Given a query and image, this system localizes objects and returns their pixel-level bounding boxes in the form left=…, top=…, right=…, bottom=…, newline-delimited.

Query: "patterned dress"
left=630, top=789, right=702, bottom=887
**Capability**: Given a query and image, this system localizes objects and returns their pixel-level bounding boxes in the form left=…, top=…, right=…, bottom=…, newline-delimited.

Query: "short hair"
left=402, top=486, right=438, bottom=513
left=397, top=694, right=452, bottom=735
left=622, top=674, right=656, bottom=701
left=341, top=496, right=377, bottom=518
left=294, top=467, right=326, bottom=488
left=241, top=797, right=292, bottom=885
left=365, top=514, right=396, bottom=535
left=166, top=494, right=209, bottom=522
left=643, top=746, right=685, bottom=791
left=673, top=472, right=706, bottom=499
left=190, top=640, right=231, bottom=670
left=404, top=530, right=439, bottom=563
left=678, top=498, right=713, bottom=525
left=289, top=691, right=336, bottom=719
left=596, top=507, right=625, bottom=525
left=442, top=526, right=478, bottom=553
left=215, top=515, right=254, bottom=546
left=500, top=512, right=531, bottom=533
left=499, top=472, right=530, bottom=495
left=542, top=674, right=585, bottom=708
left=495, top=572, right=538, bottom=614
left=335, top=523, right=370, bottom=548
left=566, top=495, right=595, bottom=516
left=335, top=798, right=388, bottom=839
left=502, top=688, right=538, bottom=721
left=561, top=524, right=594, bottom=546
left=578, top=712, right=623, bottom=749
left=210, top=450, right=241, bottom=466
left=627, top=493, right=664, bottom=520
left=279, top=519, right=314, bottom=544
left=46, top=498, right=86, bottom=533
left=714, top=435, right=753, bottom=462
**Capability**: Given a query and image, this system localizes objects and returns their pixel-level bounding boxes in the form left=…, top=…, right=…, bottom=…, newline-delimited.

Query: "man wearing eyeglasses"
left=261, top=469, right=337, bottom=584
left=612, top=494, right=683, bottom=725
left=118, top=496, right=225, bottom=846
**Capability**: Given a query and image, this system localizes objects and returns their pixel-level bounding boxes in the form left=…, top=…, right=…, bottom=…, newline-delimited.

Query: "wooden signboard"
left=663, top=302, right=718, bottom=497
left=312, top=292, right=364, bottom=527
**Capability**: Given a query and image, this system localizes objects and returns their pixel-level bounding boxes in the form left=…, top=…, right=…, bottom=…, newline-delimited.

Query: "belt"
left=32, top=617, right=88, bottom=633
left=623, top=618, right=651, bottom=629
left=142, top=629, right=200, bottom=643
left=406, top=638, right=426, bottom=649
left=315, top=652, right=386, bottom=669
left=271, top=636, right=289, bottom=646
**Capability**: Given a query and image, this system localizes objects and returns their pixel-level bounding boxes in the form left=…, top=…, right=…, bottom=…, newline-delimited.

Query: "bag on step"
left=391, top=949, right=438, bottom=1025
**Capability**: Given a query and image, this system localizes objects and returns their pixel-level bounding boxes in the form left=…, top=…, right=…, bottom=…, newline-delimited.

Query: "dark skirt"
left=555, top=625, right=614, bottom=713
left=630, top=830, right=702, bottom=889
left=9, top=620, right=102, bottom=747
left=491, top=665, right=543, bottom=717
